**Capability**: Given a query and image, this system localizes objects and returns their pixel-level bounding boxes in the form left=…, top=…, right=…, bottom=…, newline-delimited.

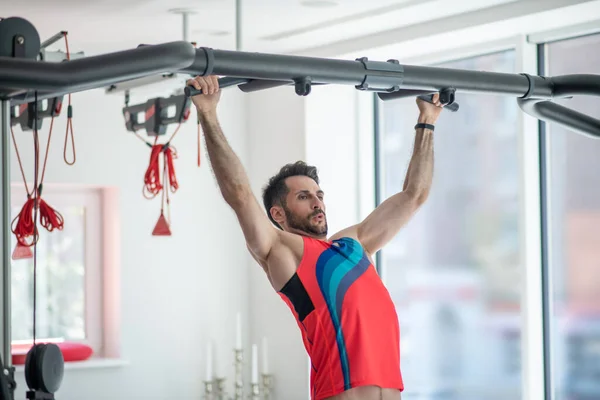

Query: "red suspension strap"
left=10, top=125, right=35, bottom=252
left=191, top=42, right=202, bottom=168
left=141, top=124, right=182, bottom=236
left=143, top=138, right=164, bottom=199
left=62, top=32, right=77, bottom=166
left=11, top=97, right=65, bottom=259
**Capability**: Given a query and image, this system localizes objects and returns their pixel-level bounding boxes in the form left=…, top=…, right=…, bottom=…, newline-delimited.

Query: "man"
left=187, top=75, right=443, bottom=400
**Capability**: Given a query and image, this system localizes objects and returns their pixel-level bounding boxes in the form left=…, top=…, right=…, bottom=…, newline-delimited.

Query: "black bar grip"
left=377, top=89, right=431, bottom=100
left=238, top=79, right=328, bottom=93
left=238, top=79, right=293, bottom=93
left=378, top=89, right=459, bottom=112
left=517, top=74, right=600, bottom=139
left=184, top=77, right=250, bottom=97
left=427, top=95, right=459, bottom=112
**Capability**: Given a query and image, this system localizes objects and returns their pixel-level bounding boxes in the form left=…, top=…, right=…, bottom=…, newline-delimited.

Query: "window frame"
left=534, top=30, right=600, bottom=400
left=371, top=36, right=546, bottom=399
left=10, top=184, right=120, bottom=360
left=368, top=20, right=600, bottom=398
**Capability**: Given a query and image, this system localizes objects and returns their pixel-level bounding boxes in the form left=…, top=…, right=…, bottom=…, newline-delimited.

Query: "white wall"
left=8, top=87, right=249, bottom=400
left=304, top=84, right=377, bottom=230
left=244, top=87, right=310, bottom=399
left=304, top=85, right=360, bottom=235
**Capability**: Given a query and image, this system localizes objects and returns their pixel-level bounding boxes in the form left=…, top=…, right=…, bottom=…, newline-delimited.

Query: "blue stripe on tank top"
left=315, top=238, right=370, bottom=390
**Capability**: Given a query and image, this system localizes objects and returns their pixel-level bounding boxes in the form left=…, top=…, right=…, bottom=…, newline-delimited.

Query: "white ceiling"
left=2, top=0, right=523, bottom=56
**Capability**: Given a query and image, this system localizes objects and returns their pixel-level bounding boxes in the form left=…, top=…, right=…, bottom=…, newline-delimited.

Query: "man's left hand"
left=416, top=93, right=444, bottom=124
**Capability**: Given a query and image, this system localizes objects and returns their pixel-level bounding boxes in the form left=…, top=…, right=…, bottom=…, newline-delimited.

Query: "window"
left=376, top=50, right=522, bottom=398
left=542, top=32, right=600, bottom=400
left=10, top=186, right=104, bottom=355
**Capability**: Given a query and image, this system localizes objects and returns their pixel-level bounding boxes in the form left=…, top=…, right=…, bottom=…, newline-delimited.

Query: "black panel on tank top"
left=280, top=273, right=315, bottom=322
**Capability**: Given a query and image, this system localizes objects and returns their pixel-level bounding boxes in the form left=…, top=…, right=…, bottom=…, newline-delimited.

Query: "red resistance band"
left=11, top=33, right=76, bottom=260
left=140, top=124, right=183, bottom=236
left=11, top=110, right=65, bottom=260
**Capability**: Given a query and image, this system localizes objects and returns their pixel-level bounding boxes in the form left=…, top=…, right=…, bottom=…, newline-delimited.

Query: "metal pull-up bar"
left=1, top=40, right=600, bottom=138
left=517, top=75, right=600, bottom=139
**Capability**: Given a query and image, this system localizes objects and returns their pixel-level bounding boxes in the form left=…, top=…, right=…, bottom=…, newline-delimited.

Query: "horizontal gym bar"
left=182, top=47, right=556, bottom=98
left=0, top=45, right=554, bottom=99
left=182, top=48, right=368, bottom=85
left=0, top=41, right=195, bottom=93
left=1, top=42, right=600, bottom=137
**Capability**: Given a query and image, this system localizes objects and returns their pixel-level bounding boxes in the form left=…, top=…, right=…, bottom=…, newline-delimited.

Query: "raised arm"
left=188, top=76, right=278, bottom=263
left=332, top=95, right=443, bottom=256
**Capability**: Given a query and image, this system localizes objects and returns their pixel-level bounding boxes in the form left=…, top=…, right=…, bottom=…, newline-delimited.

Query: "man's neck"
left=287, top=228, right=327, bottom=241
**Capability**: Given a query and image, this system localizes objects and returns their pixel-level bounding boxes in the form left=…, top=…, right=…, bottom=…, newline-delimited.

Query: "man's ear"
left=270, top=206, right=285, bottom=227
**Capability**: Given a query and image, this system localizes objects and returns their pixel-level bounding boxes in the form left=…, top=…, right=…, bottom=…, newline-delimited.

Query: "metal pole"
left=40, top=31, right=67, bottom=50
left=0, top=100, right=11, bottom=369
left=182, top=12, right=190, bottom=43
left=0, top=41, right=196, bottom=91
left=401, top=64, right=540, bottom=96
left=0, top=45, right=553, bottom=97
left=235, top=0, right=242, bottom=51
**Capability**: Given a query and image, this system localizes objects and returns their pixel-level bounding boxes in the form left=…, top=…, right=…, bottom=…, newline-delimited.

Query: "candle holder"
left=203, top=380, right=214, bottom=400
left=249, top=382, right=260, bottom=400
left=214, top=377, right=227, bottom=400
left=261, top=374, right=273, bottom=400
left=207, top=346, right=274, bottom=400
left=233, top=348, right=244, bottom=400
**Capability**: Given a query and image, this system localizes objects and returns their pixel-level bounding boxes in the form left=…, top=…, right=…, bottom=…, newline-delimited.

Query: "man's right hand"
left=187, top=75, right=221, bottom=115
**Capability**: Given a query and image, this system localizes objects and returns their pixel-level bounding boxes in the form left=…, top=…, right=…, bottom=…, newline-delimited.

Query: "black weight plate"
left=0, top=17, right=41, bottom=59
left=37, top=343, right=64, bottom=394
left=24, top=344, right=41, bottom=390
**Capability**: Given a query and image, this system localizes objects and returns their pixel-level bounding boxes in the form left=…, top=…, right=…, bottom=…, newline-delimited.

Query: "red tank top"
left=278, top=236, right=404, bottom=400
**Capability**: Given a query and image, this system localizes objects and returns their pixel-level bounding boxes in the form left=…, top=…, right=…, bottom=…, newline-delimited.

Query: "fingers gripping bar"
left=377, top=88, right=460, bottom=112
left=183, top=77, right=250, bottom=97
left=185, top=77, right=460, bottom=112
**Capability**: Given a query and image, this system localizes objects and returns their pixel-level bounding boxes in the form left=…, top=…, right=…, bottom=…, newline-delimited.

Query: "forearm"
left=402, top=158, right=413, bottom=192
left=403, top=115, right=435, bottom=200
left=198, top=110, right=252, bottom=205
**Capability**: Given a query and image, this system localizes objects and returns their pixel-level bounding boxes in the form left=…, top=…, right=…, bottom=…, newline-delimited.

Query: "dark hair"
left=262, top=161, right=320, bottom=229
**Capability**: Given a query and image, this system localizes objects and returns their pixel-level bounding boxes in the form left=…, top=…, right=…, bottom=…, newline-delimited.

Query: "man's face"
left=276, top=176, right=328, bottom=237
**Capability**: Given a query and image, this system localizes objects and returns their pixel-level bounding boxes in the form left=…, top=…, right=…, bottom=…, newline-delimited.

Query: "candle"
left=251, top=344, right=258, bottom=384
left=262, top=337, right=269, bottom=374
left=236, top=312, right=242, bottom=350
left=213, top=340, right=221, bottom=378
left=206, top=342, right=213, bottom=381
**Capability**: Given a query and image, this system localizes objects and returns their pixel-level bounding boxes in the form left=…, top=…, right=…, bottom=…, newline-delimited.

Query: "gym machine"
left=1, top=15, right=600, bottom=400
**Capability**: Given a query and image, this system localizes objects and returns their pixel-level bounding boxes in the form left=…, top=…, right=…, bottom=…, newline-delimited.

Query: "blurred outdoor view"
left=11, top=204, right=86, bottom=342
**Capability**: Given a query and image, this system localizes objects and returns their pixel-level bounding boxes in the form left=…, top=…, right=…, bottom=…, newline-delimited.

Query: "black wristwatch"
left=414, top=123, right=435, bottom=131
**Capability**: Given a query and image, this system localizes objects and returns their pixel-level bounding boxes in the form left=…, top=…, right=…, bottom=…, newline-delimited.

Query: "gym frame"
left=1, top=14, right=600, bottom=400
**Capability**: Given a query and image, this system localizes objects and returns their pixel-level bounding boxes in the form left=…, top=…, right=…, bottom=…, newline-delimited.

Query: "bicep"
left=356, top=192, right=421, bottom=255
left=232, top=193, right=279, bottom=261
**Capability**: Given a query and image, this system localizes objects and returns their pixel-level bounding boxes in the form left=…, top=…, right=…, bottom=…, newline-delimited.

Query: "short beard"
left=283, top=205, right=328, bottom=236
